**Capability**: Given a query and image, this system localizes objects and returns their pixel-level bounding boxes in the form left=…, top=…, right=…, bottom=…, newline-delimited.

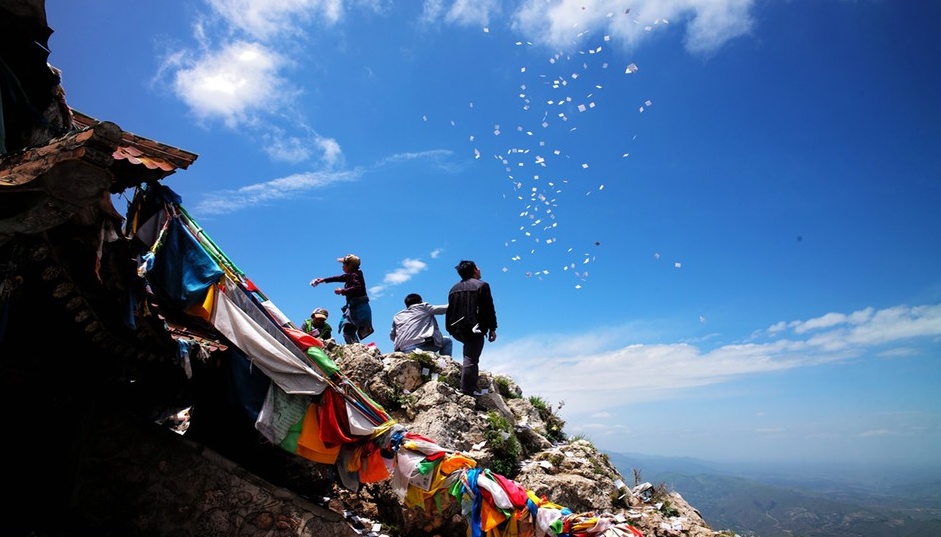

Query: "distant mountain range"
left=605, top=451, right=941, bottom=537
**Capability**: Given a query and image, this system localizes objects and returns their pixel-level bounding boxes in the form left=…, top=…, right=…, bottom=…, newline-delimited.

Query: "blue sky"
left=45, top=0, right=940, bottom=469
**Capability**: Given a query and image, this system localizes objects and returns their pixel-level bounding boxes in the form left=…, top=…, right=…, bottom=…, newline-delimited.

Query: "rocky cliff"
left=309, top=341, right=727, bottom=537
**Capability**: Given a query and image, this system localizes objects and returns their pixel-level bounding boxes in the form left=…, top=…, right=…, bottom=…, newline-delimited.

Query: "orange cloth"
left=479, top=498, right=509, bottom=532
left=439, top=452, right=476, bottom=475
left=296, top=402, right=340, bottom=464
left=358, top=446, right=392, bottom=483
left=486, top=510, right=535, bottom=537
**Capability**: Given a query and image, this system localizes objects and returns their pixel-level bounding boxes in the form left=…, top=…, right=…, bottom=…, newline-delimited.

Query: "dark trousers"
left=460, top=333, right=486, bottom=394
left=342, top=323, right=359, bottom=344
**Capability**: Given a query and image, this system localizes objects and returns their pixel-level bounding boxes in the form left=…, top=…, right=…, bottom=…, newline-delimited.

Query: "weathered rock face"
left=329, top=345, right=720, bottom=537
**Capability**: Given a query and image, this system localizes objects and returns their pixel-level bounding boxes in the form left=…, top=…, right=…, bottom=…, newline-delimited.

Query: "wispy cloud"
left=370, top=254, right=443, bottom=298
left=487, top=303, right=941, bottom=415
left=859, top=429, right=895, bottom=437
left=421, top=0, right=503, bottom=27
left=189, top=149, right=453, bottom=216
left=512, top=0, right=754, bottom=55
left=206, top=0, right=346, bottom=40
left=374, top=149, right=462, bottom=174
left=257, top=129, right=343, bottom=166
left=191, top=168, right=362, bottom=215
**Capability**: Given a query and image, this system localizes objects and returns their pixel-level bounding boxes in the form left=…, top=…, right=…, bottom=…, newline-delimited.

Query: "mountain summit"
left=279, top=341, right=726, bottom=537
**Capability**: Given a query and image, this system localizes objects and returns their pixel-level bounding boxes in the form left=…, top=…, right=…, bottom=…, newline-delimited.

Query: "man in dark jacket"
left=446, top=260, right=497, bottom=396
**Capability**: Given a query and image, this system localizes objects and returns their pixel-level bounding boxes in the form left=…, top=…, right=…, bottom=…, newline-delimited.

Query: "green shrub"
left=528, top=395, right=566, bottom=443
left=386, top=385, right=415, bottom=411
left=484, top=411, right=522, bottom=477
left=407, top=350, right=439, bottom=371
left=543, top=413, right=566, bottom=444
left=659, top=500, right=680, bottom=518
left=440, top=371, right=460, bottom=389
left=528, top=395, right=547, bottom=410
left=494, top=375, right=519, bottom=399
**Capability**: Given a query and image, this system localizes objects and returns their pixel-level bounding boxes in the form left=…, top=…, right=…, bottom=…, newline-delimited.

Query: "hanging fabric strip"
left=210, top=280, right=328, bottom=395
left=223, top=278, right=311, bottom=364
left=256, top=382, right=310, bottom=445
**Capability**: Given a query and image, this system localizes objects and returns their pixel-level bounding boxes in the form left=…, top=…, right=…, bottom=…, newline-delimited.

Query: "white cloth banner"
left=211, top=283, right=328, bottom=395
left=346, top=397, right=380, bottom=436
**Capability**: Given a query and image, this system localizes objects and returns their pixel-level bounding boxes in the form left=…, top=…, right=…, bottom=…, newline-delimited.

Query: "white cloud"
left=161, top=0, right=337, bottom=153
left=681, top=0, right=754, bottom=55
left=793, top=308, right=875, bottom=334
left=171, top=40, right=291, bottom=128
left=376, top=149, right=457, bottom=169
left=420, top=0, right=444, bottom=24
left=369, top=257, right=432, bottom=298
left=258, top=128, right=343, bottom=165
left=512, top=0, right=754, bottom=55
left=207, top=0, right=345, bottom=41
left=421, top=0, right=501, bottom=27
left=316, top=137, right=343, bottom=168
left=191, top=148, right=461, bottom=215
left=487, top=303, right=941, bottom=416
left=446, top=0, right=501, bottom=26
left=262, top=134, right=314, bottom=163
left=191, top=168, right=362, bottom=216
left=383, top=258, right=429, bottom=285
left=858, top=429, right=895, bottom=437
left=189, top=148, right=459, bottom=215
left=162, top=0, right=757, bottom=170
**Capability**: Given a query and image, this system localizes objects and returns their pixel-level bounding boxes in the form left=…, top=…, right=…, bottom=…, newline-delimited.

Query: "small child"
left=301, top=307, right=332, bottom=341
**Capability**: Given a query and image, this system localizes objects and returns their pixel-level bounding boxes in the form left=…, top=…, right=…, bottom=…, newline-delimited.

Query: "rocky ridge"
left=320, top=342, right=729, bottom=537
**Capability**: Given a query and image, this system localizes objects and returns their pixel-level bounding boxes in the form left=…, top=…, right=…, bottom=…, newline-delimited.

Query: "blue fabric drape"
left=149, top=216, right=224, bottom=308
left=228, top=347, right=272, bottom=423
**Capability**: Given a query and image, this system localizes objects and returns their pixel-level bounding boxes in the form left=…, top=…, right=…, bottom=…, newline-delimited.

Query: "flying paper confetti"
left=428, top=14, right=669, bottom=286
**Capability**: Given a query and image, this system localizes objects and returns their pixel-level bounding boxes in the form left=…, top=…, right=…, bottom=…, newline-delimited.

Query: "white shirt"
left=390, top=302, right=447, bottom=351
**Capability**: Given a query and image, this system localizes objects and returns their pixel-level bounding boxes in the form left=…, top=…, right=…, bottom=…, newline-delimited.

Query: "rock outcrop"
left=320, top=342, right=724, bottom=537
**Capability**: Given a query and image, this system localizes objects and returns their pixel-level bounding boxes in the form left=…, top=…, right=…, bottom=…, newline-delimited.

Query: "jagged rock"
left=474, top=389, right=515, bottom=421
left=332, top=343, right=384, bottom=381
left=385, top=353, right=429, bottom=392
left=322, top=344, right=722, bottom=537
left=513, top=440, right=625, bottom=515
left=494, top=375, right=525, bottom=399
left=505, top=397, right=547, bottom=432
left=505, top=398, right=554, bottom=452
left=403, top=380, right=487, bottom=452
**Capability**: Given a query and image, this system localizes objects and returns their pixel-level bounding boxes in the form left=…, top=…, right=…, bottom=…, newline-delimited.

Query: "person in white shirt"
left=390, top=293, right=453, bottom=356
